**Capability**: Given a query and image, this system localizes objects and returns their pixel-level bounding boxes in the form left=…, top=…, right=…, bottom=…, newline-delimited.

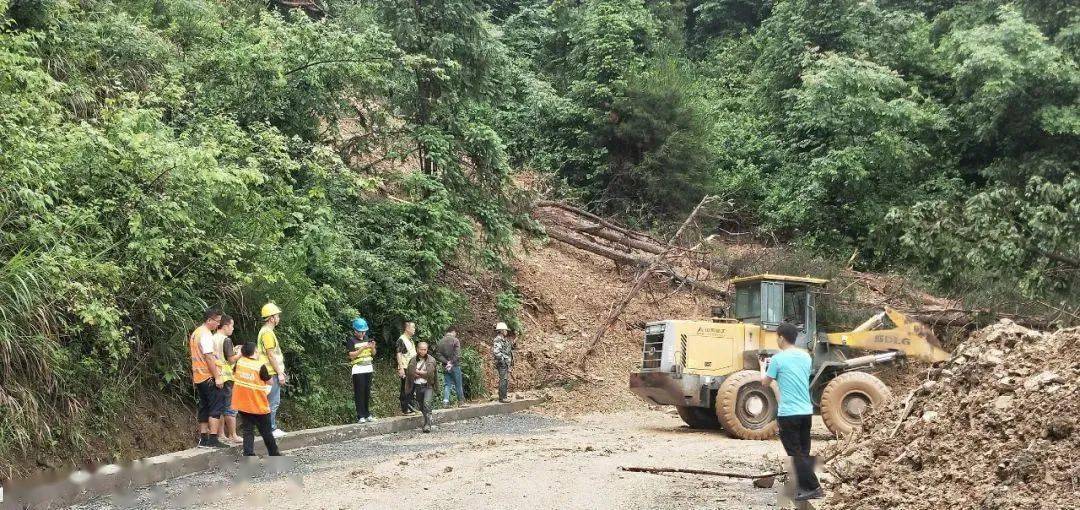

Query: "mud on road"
left=74, top=408, right=828, bottom=510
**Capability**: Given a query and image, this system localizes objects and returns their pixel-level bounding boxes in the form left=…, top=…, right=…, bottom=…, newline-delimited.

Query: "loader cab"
left=730, top=274, right=828, bottom=348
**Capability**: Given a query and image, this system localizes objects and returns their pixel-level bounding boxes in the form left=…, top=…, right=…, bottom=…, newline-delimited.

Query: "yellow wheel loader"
left=628, top=274, right=950, bottom=438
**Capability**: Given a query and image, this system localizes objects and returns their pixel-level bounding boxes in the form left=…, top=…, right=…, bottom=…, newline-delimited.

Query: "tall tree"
left=370, top=0, right=514, bottom=237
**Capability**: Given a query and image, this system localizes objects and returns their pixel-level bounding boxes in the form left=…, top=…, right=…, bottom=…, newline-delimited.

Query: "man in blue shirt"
left=762, top=322, right=823, bottom=502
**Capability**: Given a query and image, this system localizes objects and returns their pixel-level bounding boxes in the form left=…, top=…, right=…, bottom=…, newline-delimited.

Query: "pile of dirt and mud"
left=823, top=321, right=1079, bottom=510
left=507, top=239, right=717, bottom=415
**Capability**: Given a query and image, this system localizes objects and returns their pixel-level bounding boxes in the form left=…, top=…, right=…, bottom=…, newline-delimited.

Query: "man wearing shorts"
left=213, top=314, right=243, bottom=443
left=189, top=308, right=226, bottom=448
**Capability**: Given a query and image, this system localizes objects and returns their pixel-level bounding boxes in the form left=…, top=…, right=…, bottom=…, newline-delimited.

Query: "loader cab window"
left=761, top=281, right=785, bottom=330
left=784, top=287, right=808, bottom=327
left=784, top=286, right=812, bottom=346
left=734, top=283, right=761, bottom=321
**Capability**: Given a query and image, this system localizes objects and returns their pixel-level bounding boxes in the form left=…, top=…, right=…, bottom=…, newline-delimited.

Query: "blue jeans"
left=442, top=364, right=464, bottom=403
left=269, top=375, right=281, bottom=429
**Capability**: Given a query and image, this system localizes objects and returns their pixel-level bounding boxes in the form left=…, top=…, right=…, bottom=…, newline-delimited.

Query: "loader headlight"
left=646, top=324, right=665, bottom=335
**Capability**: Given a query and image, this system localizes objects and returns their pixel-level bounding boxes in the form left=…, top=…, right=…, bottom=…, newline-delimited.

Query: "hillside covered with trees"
left=1, top=0, right=1076, bottom=477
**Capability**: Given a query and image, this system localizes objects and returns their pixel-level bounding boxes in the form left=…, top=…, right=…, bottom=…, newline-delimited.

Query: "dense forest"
left=1, top=0, right=1076, bottom=476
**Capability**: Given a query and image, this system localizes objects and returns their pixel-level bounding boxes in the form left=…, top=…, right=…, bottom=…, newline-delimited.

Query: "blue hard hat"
left=352, top=317, right=369, bottom=332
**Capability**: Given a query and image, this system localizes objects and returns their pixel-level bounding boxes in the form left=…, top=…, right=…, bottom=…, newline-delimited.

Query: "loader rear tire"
left=820, top=371, right=892, bottom=437
left=675, top=405, right=721, bottom=429
left=716, top=370, right=778, bottom=440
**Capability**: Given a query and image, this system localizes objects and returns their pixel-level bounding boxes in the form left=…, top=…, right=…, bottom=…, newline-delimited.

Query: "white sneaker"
left=272, top=428, right=287, bottom=438
left=366, top=415, right=377, bottom=422
left=442, top=400, right=450, bottom=406
left=357, top=417, right=367, bottom=424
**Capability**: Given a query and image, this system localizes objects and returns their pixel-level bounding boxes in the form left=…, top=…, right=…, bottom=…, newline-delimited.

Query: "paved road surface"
left=73, top=409, right=825, bottom=509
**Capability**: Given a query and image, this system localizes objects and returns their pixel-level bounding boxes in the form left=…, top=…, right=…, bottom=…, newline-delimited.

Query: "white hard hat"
left=494, top=322, right=509, bottom=332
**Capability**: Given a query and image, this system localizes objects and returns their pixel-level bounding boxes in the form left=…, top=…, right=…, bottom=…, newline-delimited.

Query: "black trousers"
left=399, top=376, right=415, bottom=413
left=352, top=372, right=372, bottom=421
left=413, top=383, right=433, bottom=428
left=239, top=411, right=281, bottom=457
left=777, top=415, right=820, bottom=492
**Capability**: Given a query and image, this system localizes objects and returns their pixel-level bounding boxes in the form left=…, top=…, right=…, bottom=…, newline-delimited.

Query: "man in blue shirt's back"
left=763, top=322, right=823, bottom=501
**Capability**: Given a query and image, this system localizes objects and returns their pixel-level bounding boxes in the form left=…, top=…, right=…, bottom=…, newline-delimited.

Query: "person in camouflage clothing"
left=492, top=322, right=513, bottom=403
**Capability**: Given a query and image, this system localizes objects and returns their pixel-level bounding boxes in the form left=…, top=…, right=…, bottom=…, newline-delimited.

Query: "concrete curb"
left=4, top=398, right=543, bottom=509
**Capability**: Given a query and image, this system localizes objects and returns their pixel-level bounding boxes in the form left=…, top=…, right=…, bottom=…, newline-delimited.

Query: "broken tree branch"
left=576, top=196, right=719, bottom=369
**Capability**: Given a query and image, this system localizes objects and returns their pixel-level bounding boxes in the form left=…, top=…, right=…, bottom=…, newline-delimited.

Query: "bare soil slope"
left=509, top=239, right=718, bottom=414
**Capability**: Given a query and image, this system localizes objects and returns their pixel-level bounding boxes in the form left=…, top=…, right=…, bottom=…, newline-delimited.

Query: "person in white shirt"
left=189, top=308, right=225, bottom=448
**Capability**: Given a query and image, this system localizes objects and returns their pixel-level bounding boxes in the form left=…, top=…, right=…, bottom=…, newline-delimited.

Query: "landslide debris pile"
left=823, top=321, right=1079, bottom=510
left=509, top=238, right=715, bottom=415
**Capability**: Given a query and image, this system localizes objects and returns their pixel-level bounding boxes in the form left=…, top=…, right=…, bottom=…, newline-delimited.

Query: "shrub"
left=459, top=346, right=488, bottom=399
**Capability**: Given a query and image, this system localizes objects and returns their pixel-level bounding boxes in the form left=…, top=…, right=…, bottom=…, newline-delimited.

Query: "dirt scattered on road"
left=823, top=321, right=1080, bottom=510
left=77, top=409, right=802, bottom=510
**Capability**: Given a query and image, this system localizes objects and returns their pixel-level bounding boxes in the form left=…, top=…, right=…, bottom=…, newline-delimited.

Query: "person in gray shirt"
left=435, top=326, right=465, bottom=406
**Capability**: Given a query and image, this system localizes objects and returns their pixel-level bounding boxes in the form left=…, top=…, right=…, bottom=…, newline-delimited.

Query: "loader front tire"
left=675, top=405, right=721, bottom=429
left=716, top=370, right=778, bottom=440
left=820, top=371, right=892, bottom=437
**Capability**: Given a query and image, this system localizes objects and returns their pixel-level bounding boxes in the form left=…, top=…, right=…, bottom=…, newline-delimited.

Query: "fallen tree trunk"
left=656, top=265, right=728, bottom=298
left=838, top=270, right=1057, bottom=329
left=904, top=307, right=1052, bottom=330
left=546, top=227, right=726, bottom=298
left=546, top=227, right=647, bottom=268
left=536, top=201, right=663, bottom=245
left=570, top=222, right=665, bottom=255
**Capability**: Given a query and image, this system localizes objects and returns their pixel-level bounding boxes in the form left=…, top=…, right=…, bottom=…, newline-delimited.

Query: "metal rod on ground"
left=619, top=466, right=783, bottom=480
left=621, top=448, right=847, bottom=489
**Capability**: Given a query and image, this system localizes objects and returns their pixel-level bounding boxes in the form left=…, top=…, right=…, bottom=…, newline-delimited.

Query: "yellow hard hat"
left=261, top=302, right=282, bottom=318
left=495, top=322, right=509, bottom=332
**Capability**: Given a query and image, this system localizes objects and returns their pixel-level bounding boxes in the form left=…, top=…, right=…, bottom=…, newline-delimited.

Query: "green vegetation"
left=0, top=0, right=509, bottom=476
left=495, top=0, right=1077, bottom=299
left=457, top=346, right=489, bottom=400
left=1, top=0, right=1076, bottom=477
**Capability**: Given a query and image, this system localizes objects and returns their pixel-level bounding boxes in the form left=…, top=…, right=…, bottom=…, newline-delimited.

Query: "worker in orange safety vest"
left=190, top=308, right=226, bottom=448
left=232, top=342, right=281, bottom=457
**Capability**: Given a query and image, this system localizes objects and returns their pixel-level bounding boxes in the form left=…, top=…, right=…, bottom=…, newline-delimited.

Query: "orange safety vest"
left=189, top=325, right=212, bottom=384
left=232, top=357, right=271, bottom=415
